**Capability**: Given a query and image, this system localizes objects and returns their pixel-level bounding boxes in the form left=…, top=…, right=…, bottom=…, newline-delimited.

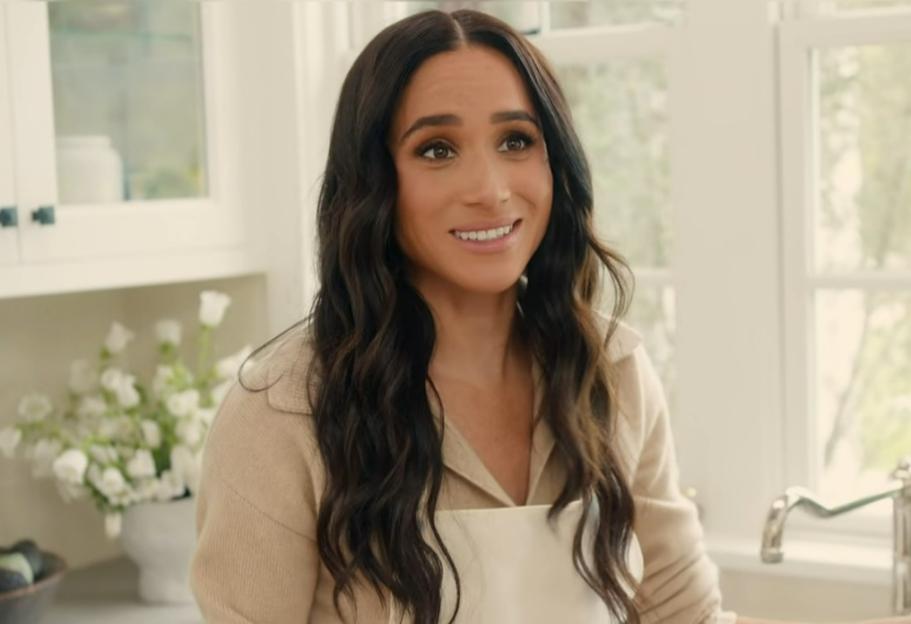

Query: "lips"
left=449, top=218, right=521, bottom=234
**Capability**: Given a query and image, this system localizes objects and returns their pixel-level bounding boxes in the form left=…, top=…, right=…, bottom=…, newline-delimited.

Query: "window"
left=780, top=10, right=911, bottom=534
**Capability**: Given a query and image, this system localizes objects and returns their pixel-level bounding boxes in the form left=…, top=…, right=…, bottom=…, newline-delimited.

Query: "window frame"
left=779, top=11, right=911, bottom=540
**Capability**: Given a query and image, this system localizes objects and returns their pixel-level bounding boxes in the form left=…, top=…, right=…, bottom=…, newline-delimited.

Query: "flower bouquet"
left=0, top=290, right=250, bottom=541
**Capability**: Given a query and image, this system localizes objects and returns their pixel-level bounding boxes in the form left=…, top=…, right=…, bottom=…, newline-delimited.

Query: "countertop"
left=43, top=556, right=202, bottom=623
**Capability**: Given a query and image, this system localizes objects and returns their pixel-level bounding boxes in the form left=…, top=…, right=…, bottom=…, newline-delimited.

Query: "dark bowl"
left=0, top=552, right=67, bottom=624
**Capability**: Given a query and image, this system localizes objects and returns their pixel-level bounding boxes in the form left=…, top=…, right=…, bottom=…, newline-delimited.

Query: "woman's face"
left=388, top=45, right=553, bottom=297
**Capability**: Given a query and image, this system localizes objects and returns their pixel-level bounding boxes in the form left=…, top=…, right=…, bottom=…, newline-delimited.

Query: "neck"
left=413, top=276, right=525, bottom=386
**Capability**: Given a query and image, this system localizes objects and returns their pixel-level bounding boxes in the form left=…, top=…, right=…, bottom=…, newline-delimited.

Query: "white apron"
left=390, top=498, right=644, bottom=624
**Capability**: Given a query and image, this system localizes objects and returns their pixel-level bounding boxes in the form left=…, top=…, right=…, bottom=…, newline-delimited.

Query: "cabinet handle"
left=31, top=205, right=55, bottom=225
left=0, top=206, right=17, bottom=228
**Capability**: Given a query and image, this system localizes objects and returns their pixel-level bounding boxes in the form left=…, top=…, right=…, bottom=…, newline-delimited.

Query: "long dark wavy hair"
left=242, top=8, right=641, bottom=624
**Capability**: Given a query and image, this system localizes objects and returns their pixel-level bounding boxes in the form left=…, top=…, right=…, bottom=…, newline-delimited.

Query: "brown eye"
left=418, top=141, right=455, bottom=161
left=498, top=131, right=536, bottom=153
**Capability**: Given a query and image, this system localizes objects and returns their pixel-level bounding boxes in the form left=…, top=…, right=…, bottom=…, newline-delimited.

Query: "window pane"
left=820, top=0, right=911, bottom=13
left=816, top=44, right=911, bottom=273
left=815, top=289, right=911, bottom=508
left=557, top=60, right=671, bottom=268
left=549, top=0, right=685, bottom=28
left=387, top=1, right=543, bottom=33
left=49, top=0, right=208, bottom=202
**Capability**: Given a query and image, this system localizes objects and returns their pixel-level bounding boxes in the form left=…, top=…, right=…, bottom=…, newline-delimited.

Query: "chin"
left=449, top=269, right=523, bottom=296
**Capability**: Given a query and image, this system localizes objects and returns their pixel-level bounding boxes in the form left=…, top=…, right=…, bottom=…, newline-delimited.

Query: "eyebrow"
left=398, top=110, right=540, bottom=145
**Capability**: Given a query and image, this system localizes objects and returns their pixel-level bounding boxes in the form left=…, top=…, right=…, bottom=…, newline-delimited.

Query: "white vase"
left=56, top=134, right=124, bottom=203
left=120, top=496, right=197, bottom=604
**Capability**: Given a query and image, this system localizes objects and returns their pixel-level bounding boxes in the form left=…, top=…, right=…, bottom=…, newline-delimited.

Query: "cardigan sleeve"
left=189, top=380, right=323, bottom=623
left=619, top=344, right=738, bottom=624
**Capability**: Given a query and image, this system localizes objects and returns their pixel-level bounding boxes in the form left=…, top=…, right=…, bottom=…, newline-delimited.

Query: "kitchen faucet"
left=760, top=456, right=911, bottom=616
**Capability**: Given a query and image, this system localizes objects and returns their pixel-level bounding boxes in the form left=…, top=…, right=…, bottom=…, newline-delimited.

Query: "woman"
left=188, top=9, right=890, bottom=624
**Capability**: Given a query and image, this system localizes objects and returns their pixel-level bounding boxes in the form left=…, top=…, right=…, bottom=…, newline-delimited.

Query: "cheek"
left=525, top=163, right=553, bottom=237
left=393, top=171, right=443, bottom=256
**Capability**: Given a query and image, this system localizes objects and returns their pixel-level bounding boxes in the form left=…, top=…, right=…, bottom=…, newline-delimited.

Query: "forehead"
left=392, top=45, right=536, bottom=129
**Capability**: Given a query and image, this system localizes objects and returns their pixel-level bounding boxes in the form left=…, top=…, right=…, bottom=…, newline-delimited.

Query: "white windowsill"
left=706, top=534, right=892, bottom=587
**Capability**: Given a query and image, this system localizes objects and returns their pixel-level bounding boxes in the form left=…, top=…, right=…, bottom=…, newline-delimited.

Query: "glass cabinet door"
left=5, top=0, right=240, bottom=264
left=0, top=4, right=19, bottom=267
left=48, top=0, right=208, bottom=204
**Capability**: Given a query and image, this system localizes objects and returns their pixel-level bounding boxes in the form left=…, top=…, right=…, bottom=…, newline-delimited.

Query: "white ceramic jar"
left=119, top=497, right=196, bottom=604
left=55, top=135, right=124, bottom=203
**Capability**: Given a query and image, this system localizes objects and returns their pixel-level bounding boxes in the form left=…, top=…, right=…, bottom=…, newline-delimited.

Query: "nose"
left=461, top=152, right=511, bottom=208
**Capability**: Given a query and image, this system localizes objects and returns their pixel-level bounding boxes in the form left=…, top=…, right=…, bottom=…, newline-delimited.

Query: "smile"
left=451, top=221, right=515, bottom=241
left=448, top=219, right=522, bottom=252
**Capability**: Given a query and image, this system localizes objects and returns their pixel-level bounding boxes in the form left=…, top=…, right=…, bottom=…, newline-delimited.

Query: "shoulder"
left=591, top=310, right=665, bottom=475
left=199, top=323, right=323, bottom=537
left=592, top=308, right=643, bottom=364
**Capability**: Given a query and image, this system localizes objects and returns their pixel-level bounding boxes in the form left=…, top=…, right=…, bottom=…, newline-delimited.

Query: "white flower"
left=88, top=444, right=119, bottom=464
left=210, top=380, right=233, bottom=407
left=155, top=469, right=186, bottom=502
left=69, top=359, right=99, bottom=394
left=104, top=322, right=134, bottom=354
left=113, top=376, right=140, bottom=409
left=76, top=395, right=107, bottom=419
left=170, top=445, right=201, bottom=494
left=197, top=407, right=216, bottom=427
left=127, top=449, right=156, bottom=479
left=134, top=477, right=160, bottom=503
left=101, top=368, right=140, bottom=408
left=140, top=420, right=162, bottom=449
left=98, top=418, right=120, bottom=439
left=0, top=427, right=23, bottom=459
left=56, top=479, right=89, bottom=503
left=152, top=365, right=175, bottom=399
left=104, top=512, right=122, bottom=539
left=155, top=319, right=182, bottom=346
left=110, top=485, right=139, bottom=507
left=95, top=415, right=132, bottom=441
left=30, top=438, right=63, bottom=478
left=94, top=466, right=127, bottom=499
left=166, top=389, right=199, bottom=418
left=199, top=291, right=231, bottom=328
left=52, top=448, right=89, bottom=484
left=215, top=345, right=252, bottom=380
left=86, top=463, right=101, bottom=483
left=18, top=394, right=53, bottom=422
left=176, top=418, right=204, bottom=447
left=100, top=367, right=125, bottom=392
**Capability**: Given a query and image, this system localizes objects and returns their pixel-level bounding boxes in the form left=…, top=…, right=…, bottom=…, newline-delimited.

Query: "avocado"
left=0, top=568, right=30, bottom=594
left=0, top=552, right=33, bottom=585
left=11, top=539, right=44, bottom=578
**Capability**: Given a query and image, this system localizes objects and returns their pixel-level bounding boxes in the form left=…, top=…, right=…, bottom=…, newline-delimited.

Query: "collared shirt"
left=189, top=314, right=738, bottom=623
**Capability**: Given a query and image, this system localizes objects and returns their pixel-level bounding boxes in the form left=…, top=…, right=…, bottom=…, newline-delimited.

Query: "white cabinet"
left=0, top=5, right=18, bottom=268
left=0, top=1, right=256, bottom=298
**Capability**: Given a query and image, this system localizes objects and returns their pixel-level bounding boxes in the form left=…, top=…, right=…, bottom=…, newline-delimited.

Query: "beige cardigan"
left=190, top=315, right=737, bottom=623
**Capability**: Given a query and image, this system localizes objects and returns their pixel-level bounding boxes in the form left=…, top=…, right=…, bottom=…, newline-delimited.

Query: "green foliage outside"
left=818, top=44, right=911, bottom=475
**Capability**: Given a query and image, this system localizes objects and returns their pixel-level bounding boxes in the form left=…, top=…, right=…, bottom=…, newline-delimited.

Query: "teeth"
left=453, top=223, right=514, bottom=242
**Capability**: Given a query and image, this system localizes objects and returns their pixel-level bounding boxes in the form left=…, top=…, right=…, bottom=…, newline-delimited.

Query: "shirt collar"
left=425, top=354, right=551, bottom=507
left=263, top=315, right=642, bottom=507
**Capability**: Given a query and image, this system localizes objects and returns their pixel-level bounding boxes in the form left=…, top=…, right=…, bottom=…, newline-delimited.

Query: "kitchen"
left=0, top=1, right=908, bottom=622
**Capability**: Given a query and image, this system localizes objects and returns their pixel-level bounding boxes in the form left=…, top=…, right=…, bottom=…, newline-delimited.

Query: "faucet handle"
left=892, top=456, right=911, bottom=482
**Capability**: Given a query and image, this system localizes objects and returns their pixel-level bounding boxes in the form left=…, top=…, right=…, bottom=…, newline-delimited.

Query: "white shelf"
left=45, top=556, right=201, bottom=624
left=0, top=245, right=264, bottom=300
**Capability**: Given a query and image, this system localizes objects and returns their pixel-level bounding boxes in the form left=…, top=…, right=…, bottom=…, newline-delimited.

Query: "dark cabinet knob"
left=31, top=205, right=55, bottom=225
left=0, top=206, right=17, bottom=228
